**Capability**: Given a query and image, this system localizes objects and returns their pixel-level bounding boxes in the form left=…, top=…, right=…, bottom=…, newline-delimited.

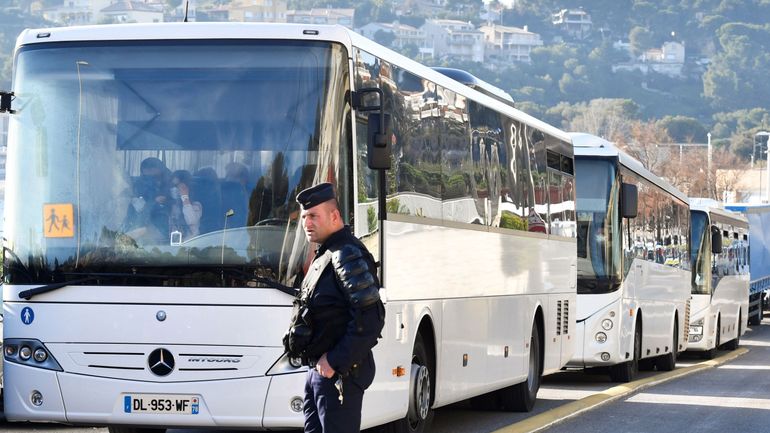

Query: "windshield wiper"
left=18, top=272, right=194, bottom=300
left=19, top=275, right=111, bottom=300
left=220, top=268, right=298, bottom=297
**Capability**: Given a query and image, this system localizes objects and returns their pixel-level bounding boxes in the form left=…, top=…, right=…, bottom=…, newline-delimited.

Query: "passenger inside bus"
left=123, top=157, right=172, bottom=244
left=169, top=169, right=204, bottom=240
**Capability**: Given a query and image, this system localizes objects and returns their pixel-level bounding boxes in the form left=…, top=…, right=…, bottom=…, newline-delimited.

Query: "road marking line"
left=626, top=392, right=770, bottom=410
left=717, top=364, right=770, bottom=370
left=492, top=348, right=749, bottom=433
left=739, top=339, right=770, bottom=347
left=537, top=388, right=597, bottom=400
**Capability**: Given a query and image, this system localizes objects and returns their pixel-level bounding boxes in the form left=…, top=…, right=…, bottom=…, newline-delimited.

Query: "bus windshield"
left=691, top=210, right=711, bottom=294
left=5, top=40, right=350, bottom=287
left=575, top=158, right=622, bottom=294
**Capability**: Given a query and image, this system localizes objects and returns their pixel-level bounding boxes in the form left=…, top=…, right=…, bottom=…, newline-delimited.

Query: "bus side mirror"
left=367, top=112, right=391, bottom=170
left=353, top=88, right=391, bottom=170
left=621, top=183, right=638, bottom=219
left=711, top=226, right=723, bottom=254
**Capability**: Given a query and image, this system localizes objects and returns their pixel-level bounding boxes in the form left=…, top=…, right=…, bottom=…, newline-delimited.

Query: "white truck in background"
left=725, top=203, right=770, bottom=326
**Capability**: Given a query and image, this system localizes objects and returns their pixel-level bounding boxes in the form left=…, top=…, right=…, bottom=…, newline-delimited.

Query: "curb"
left=492, top=347, right=750, bottom=433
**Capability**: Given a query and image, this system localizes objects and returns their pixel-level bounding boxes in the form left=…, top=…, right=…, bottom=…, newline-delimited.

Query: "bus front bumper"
left=3, top=361, right=307, bottom=429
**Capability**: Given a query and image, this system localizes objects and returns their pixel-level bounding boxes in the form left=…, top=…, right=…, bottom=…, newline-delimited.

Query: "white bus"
left=569, top=133, right=691, bottom=382
left=687, top=201, right=749, bottom=358
left=2, top=23, right=576, bottom=432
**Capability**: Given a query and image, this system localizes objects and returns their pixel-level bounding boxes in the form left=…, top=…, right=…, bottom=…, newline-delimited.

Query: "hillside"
left=3, top=0, right=770, bottom=160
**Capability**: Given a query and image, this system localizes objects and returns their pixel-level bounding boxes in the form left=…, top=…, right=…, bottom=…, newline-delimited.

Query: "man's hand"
left=315, top=353, right=336, bottom=378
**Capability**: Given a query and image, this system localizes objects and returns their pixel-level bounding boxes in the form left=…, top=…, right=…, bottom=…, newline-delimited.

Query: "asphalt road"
left=545, top=318, right=770, bottom=433
left=0, top=314, right=765, bottom=433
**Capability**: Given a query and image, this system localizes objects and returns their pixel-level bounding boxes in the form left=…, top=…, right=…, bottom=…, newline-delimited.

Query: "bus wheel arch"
left=385, top=316, right=436, bottom=433
left=610, top=312, right=642, bottom=382
left=725, top=311, right=741, bottom=350
left=702, top=314, right=720, bottom=359
left=497, top=306, right=543, bottom=412
left=655, top=312, right=678, bottom=371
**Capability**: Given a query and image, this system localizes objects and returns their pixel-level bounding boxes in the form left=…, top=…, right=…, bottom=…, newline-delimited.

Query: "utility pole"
left=766, top=133, right=770, bottom=203
left=707, top=132, right=712, bottom=198
left=755, top=131, right=770, bottom=203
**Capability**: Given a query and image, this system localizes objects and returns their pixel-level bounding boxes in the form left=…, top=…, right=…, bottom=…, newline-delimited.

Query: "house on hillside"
left=421, top=19, right=484, bottom=62
left=227, top=0, right=287, bottom=23
left=286, top=8, right=354, bottom=28
left=479, top=24, right=543, bottom=65
left=39, top=0, right=112, bottom=25
left=552, top=8, right=592, bottom=40
left=359, top=22, right=430, bottom=54
left=613, top=41, right=685, bottom=77
left=101, top=1, right=164, bottom=23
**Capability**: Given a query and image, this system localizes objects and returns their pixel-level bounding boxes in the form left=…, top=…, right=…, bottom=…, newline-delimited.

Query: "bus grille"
left=683, top=298, right=691, bottom=342
left=556, top=300, right=569, bottom=336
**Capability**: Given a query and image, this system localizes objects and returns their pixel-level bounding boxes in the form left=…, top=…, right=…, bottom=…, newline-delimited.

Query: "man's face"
left=301, top=201, right=339, bottom=244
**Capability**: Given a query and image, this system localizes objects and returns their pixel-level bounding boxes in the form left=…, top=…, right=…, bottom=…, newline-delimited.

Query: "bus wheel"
left=498, top=322, right=541, bottom=412
left=609, top=321, right=640, bottom=382
left=107, top=428, right=165, bottom=433
left=384, top=335, right=434, bottom=433
left=702, top=316, right=720, bottom=359
left=749, top=301, right=762, bottom=326
left=724, top=313, right=741, bottom=350
left=656, top=321, right=678, bottom=371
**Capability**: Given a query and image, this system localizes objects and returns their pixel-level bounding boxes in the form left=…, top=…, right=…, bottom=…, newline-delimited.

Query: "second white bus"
left=569, top=133, right=691, bottom=382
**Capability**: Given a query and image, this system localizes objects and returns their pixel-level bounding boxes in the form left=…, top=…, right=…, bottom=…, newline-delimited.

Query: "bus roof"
left=690, top=199, right=748, bottom=227
left=15, top=22, right=572, bottom=147
left=569, top=132, right=688, bottom=204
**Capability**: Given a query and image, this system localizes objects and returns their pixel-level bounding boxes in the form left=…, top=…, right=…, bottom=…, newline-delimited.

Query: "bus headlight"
left=601, top=319, right=613, bottom=330
left=19, top=346, right=32, bottom=361
left=4, top=344, right=17, bottom=357
left=595, top=332, right=607, bottom=343
left=3, top=339, right=62, bottom=371
left=33, top=348, right=48, bottom=362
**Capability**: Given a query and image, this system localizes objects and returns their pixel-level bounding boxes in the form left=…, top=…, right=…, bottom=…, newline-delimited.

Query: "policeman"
left=288, top=182, right=384, bottom=433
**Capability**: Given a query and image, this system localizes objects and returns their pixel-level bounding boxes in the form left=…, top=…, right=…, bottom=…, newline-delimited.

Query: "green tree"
left=629, top=26, right=654, bottom=56
left=659, top=115, right=708, bottom=142
left=703, top=23, right=770, bottom=111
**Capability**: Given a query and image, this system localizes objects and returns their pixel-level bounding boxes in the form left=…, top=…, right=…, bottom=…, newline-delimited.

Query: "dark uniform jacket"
left=303, top=227, right=384, bottom=390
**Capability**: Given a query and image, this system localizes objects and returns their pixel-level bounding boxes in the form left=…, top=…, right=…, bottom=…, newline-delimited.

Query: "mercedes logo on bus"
left=148, top=348, right=175, bottom=376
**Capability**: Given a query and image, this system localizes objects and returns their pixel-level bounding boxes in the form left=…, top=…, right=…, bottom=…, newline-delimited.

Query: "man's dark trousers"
left=304, top=369, right=365, bottom=433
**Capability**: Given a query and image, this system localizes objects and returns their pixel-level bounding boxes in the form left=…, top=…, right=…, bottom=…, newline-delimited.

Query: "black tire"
left=749, top=304, right=762, bottom=326
left=702, top=316, right=721, bottom=359
left=656, top=321, right=678, bottom=371
left=498, top=322, right=541, bottom=412
left=108, top=428, right=165, bottom=433
left=382, top=335, right=434, bottom=433
left=609, top=320, right=641, bottom=382
left=724, top=313, right=741, bottom=351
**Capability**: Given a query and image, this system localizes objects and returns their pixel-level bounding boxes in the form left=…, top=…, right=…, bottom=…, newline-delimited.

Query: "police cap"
left=296, top=182, right=336, bottom=210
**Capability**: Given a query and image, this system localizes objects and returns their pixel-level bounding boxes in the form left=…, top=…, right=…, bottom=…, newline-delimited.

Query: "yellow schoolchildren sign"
left=43, top=203, right=74, bottom=238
